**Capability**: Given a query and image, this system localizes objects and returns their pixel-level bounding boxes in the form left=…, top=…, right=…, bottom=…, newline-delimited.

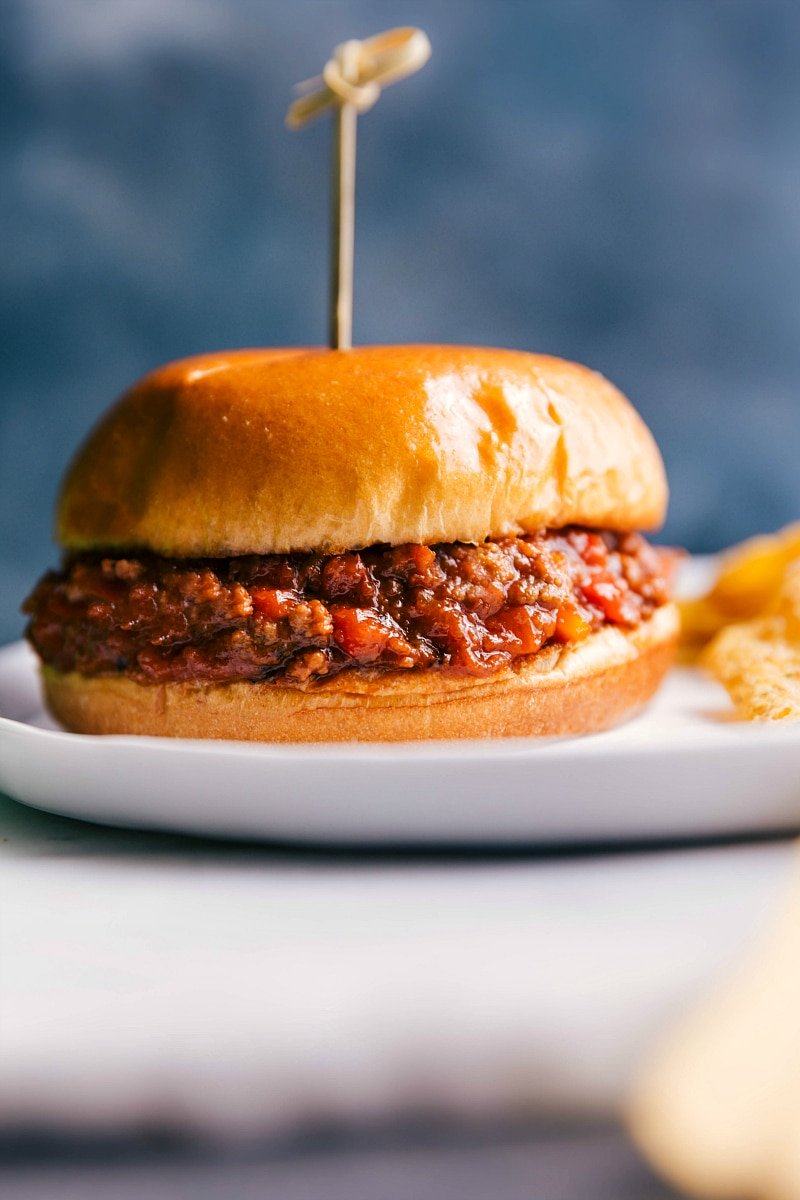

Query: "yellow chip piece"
left=703, top=618, right=800, bottom=722
left=710, top=522, right=800, bottom=619
left=776, top=561, right=800, bottom=642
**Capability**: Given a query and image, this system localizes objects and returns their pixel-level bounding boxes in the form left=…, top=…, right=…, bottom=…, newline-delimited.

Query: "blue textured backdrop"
left=3, top=0, right=800, bottom=644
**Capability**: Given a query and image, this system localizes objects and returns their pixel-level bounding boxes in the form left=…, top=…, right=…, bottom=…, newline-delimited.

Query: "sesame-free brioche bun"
left=58, top=345, right=667, bottom=556
left=42, top=603, right=678, bottom=743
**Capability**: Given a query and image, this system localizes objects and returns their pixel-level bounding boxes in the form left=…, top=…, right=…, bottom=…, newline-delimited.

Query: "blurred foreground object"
left=681, top=523, right=800, bottom=721
left=629, top=851, right=800, bottom=1199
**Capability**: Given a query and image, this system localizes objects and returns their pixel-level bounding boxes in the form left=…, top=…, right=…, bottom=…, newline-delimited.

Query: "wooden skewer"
left=287, top=28, right=431, bottom=350
left=330, top=41, right=359, bottom=350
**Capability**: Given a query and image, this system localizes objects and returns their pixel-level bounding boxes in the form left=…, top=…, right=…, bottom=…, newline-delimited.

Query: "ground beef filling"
left=23, top=530, right=673, bottom=686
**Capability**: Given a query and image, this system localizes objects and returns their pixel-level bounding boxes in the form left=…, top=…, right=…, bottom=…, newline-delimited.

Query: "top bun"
left=58, top=345, right=667, bottom=556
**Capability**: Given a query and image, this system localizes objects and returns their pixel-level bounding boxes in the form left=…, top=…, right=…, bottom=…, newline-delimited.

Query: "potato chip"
left=689, top=525, right=800, bottom=721
left=776, top=561, right=800, bottom=642
left=709, top=522, right=800, bottom=619
left=703, top=620, right=800, bottom=722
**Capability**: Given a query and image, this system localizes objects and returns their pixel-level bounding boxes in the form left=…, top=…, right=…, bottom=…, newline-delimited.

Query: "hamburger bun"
left=58, top=345, right=667, bottom=557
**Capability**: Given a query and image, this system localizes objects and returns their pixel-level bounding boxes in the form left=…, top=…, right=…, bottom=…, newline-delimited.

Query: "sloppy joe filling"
left=24, top=530, right=674, bottom=685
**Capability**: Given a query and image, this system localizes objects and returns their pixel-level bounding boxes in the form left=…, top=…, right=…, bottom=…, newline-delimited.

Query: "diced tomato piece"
left=321, top=554, right=376, bottom=603
left=580, top=575, right=638, bottom=625
left=250, top=587, right=297, bottom=619
left=407, top=544, right=436, bottom=573
left=567, top=529, right=609, bottom=567
left=331, top=606, right=394, bottom=662
left=487, top=606, right=547, bottom=655
left=378, top=543, right=439, bottom=586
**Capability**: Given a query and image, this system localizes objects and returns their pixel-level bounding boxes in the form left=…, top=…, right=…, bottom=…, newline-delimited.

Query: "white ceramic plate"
left=2, top=639, right=800, bottom=844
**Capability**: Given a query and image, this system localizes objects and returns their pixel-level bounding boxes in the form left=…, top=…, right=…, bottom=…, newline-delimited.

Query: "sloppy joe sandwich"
left=23, top=344, right=678, bottom=741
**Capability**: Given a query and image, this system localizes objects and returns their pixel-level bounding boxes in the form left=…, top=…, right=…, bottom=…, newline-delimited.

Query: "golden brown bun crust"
left=42, top=603, right=678, bottom=743
left=58, top=345, right=668, bottom=556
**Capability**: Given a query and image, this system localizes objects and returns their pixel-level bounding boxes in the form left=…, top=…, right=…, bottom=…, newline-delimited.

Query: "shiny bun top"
left=58, top=345, right=668, bottom=555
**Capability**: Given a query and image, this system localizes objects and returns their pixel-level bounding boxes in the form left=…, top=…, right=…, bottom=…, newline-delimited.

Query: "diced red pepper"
left=554, top=603, right=592, bottom=642
left=580, top=575, right=639, bottom=625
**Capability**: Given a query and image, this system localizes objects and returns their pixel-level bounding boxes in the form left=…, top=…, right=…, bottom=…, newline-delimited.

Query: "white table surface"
left=1, top=790, right=795, bottom=1141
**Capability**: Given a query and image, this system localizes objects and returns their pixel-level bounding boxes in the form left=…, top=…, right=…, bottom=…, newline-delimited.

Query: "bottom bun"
left=41, top=603, right=678, bottom=743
